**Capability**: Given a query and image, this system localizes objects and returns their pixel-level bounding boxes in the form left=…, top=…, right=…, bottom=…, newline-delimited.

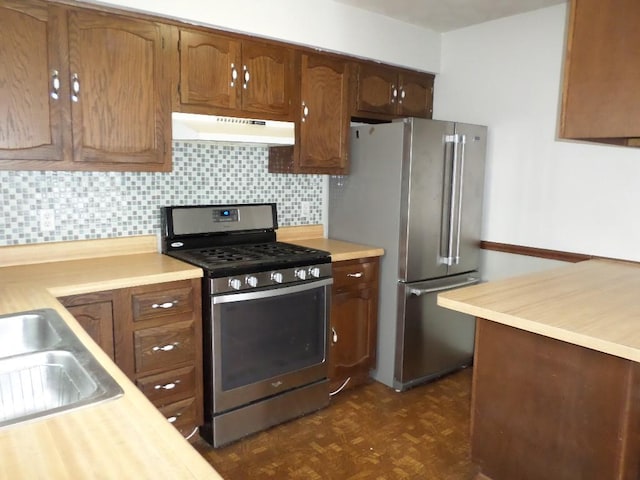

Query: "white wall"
left=82, top=0, right=441, bottom=73
left=435, top=4, right=640, bottom=262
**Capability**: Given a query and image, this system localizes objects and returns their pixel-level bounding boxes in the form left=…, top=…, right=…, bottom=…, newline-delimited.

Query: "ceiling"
left=333, top=0, right=566, bottom=32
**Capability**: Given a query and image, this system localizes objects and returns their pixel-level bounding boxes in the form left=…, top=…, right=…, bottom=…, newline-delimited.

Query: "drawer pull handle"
left=347, top=272, right=363, bottom=278
left=154, top=381, right=180, bottom=390
left=152, top=342, right=179, bottom=352
left=167, top=414, right=181, bottom=424
left=331, top=327, right=338, bottom=344
left=151, top=301, right=176, bottom=309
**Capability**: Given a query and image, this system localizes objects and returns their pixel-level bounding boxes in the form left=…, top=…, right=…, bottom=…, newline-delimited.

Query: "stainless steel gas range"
left=161, top=203, right=332, bottom=447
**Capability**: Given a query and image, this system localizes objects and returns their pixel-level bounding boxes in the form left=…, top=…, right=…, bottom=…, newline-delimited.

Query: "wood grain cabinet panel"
left=560, top=0, right=640, bottom=146
left=60, top=278, right=203, bottom=440
left=0, top=0, right=70, bottom=166
left=59, top=291, right=115, bottom=360
left=329, top=257, right=379, bottom=393
left=353, top=62, right=434, bottom=121
left=178, top=28, right=294, bottom=120
left=0, top=0, right=173, bottom=171
left=67, top=9, right=172, bottom=167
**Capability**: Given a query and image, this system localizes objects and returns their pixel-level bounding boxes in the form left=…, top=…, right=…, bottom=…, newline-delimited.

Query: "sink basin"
left=0, top=309, right=123, bottom=428
left=0, top=313, right=62, bottom=357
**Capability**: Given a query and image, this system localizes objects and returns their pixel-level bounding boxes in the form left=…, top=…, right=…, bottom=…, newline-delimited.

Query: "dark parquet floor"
left=193, top=368, right=477, bottom=480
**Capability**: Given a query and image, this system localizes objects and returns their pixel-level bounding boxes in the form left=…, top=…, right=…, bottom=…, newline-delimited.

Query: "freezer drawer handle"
left=408, top=277, right=479, bottom=296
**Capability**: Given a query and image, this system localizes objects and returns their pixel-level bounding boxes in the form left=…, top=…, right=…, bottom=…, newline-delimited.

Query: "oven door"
left=208, top=278, right=332, bottom=414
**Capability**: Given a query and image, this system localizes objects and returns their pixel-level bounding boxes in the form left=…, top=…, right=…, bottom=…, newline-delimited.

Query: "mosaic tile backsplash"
left=0, top=142, right=324, bottom=246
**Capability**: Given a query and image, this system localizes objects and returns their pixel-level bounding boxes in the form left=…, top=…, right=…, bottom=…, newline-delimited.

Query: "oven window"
left=218, top=286, right=326, bottom=391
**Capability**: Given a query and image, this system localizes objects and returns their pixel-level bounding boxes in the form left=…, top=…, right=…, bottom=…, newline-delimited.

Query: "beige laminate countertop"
left=437, top=259, right=640, bottom=363
left=0, top=243, right=220, bottom=479
left=0, top=227, right=382, bottom=479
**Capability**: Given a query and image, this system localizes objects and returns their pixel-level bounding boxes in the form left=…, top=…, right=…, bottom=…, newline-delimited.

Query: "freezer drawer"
left=394, top=273, right=480, bottom=391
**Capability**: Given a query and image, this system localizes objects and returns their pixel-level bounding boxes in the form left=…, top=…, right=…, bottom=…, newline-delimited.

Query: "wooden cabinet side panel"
left=561, top=0, right=640, bottom=139
left=472, top=318, right=638, bottom=480
left=298, top=54, right=350, bottom=174
left=0, top=0, right=71, bottom=167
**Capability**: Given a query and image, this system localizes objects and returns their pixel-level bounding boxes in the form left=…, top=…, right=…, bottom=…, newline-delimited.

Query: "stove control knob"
left=295, top=268, right=307, bottom=280
left=228, top=278, right=242, bottom=290
left=309, top=267, right=321, bottom=278
left=271, top=272, right=284, bottom=283
left=245, top=275, right=258, bottom=288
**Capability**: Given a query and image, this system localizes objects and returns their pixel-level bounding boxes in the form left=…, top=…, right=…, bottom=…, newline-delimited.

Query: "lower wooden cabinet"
left=59, top=278, right=203, bottom=440
left=329, top=257, right=379, bottom=393
left=59, top=291, right=116, bottom=360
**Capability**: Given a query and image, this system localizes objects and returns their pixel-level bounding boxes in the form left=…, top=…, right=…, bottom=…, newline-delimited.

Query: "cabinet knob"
left=154, top=380, right=180, bottom=390
left=151, top=301, right=177, bottom=309
left=391, top=85, right=398, bottom=104
left=331, top=327, right=338, bottom=343
left=51, top=70, right=60, bottom=100
left=230, top=63, right=238, bottom=87
left=301, top=101, right=309, bottom=122
left=71, top=73, right=80, bottom=103
left=243, top=65, right=250, bottom=89
left=399, top=86, right=406, bottom=104
left=152, top=342, right=179, bottom=352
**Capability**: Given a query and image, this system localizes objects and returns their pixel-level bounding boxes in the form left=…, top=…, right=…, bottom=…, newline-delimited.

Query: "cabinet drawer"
left=136, top=365, right=196, bottom=406
left=159, top=397, right=197, bottom=435
left=332, top=259, right=377, bottom=290
left=134, top=321, right=195, bottom=373
left=132, top=285, right=194, bottom=322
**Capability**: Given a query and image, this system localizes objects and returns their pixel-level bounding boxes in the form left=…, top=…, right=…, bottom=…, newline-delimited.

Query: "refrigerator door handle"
left=408, top=277, right=479, bottom=296
left=441, top=133, right=466, bottom=266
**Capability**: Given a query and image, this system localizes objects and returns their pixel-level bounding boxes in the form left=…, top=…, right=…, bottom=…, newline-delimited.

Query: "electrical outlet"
left=39, top=209, right=55, bottom=232
left=301, top=201, right=311, bottom=217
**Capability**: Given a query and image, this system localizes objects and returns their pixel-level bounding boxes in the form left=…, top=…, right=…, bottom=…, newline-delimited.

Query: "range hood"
left=172, top=112, right=294, bottom=145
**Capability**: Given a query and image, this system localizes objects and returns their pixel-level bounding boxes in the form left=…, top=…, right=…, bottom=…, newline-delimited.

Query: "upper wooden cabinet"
left=0, top=0, right=173, bottom=171
left=268, top=53, right=350, bottom=174
left=177, top=29, right=295, bottom=121
left=0, top=0, right=69, bottom=165
left=560, top=0, right=640, bottom=146
left=352, top=62, right=434, bottom=120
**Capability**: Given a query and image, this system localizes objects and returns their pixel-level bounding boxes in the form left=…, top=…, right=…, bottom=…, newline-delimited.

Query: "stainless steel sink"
left=0, top=312, right=62, bottom=357
left=0, top=309, right=123, bottom=428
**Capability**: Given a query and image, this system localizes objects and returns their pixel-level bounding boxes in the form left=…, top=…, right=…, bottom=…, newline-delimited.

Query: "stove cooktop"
left=167, top=241, right=331, bottom=277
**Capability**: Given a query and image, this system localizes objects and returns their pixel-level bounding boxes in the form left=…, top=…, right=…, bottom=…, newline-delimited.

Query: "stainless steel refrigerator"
left=329, top=117, right=487, bottom=391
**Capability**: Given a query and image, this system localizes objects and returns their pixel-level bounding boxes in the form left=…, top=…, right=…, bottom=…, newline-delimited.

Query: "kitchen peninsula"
left=438, top=259, right=640, bottom=480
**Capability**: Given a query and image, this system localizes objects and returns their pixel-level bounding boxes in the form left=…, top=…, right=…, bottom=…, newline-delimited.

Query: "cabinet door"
left=241, top=40, right=294, bottom=119
left=0, top=0, right=70, bottom=166
left=329, top=258, right=379, bottom=391
left=560, top=0, right=640, bottom=142
left=59, top=291, right=115, bottom=360
left=330, top=287, right=377, bottom=382
left=67, top=9, right=172, bottom=169
left=398, top=71, right=434, bottom=118
left=353, top=63, right=397, bottom=116
left=298, top=54, right=350, bottom=174
left=179, top=29, right=241, bottom=112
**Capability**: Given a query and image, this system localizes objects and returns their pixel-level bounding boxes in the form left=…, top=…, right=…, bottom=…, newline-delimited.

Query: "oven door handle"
left=213, top=278, right=333, bottom=304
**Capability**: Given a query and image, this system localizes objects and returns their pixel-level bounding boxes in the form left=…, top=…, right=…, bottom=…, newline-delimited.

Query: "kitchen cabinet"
left=0, top=0, right=173, bottom=171
left=560, top=0, right=640, bottom=146
left=118, top=279, right=203, bottom=439
left=269, top=53, right=350, bottom=174
left=329, top=257, right=379, bottom=393
left=178, top=28, right=295, bottom=121
left=59, top=279, right=203, bottom=439
left=352, top=62, right=434, bottom=120
left=59, top=291, right=116, bottom=360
